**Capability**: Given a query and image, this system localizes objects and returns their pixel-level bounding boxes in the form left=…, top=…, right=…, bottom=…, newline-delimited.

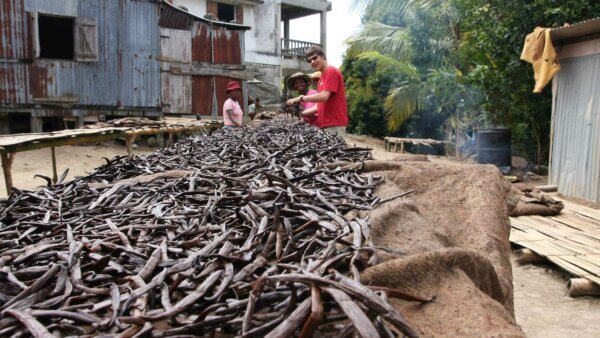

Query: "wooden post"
left=400, top=142, right=405, bottom=154
left=125, top=135, right=137, bottom=156
left=1, top=151, right=15, bottom=195
left=168, top=132, right=174, bottom=146
left=51, top=147, right=58, bottom=183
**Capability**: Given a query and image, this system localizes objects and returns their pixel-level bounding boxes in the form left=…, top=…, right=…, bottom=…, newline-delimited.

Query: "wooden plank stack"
left=510, top=195, right=600, bottom=293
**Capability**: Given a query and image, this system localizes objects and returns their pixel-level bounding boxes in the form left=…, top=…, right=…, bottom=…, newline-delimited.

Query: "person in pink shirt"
left=286, top=46, right=348, bottom=136
left=223, top=81, right=243, bottom=128
left=287, top=72, right=318, bottom=126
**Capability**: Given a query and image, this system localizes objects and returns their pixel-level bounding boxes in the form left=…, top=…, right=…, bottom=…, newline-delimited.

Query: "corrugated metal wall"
left=550, top=53, right=600, bottom=202
left=213, top=26, right=241, bottom=64
left=0, top=0, right=161, bottom=112
left=115, top=0, right=161, bottom=108
left=160, top=28, right=192, bottom=114
left=192, top=76, right=214, bottom=116
left=160, top=4, right=247, bottom=117
left=1, top=0, right=248, bottom=121
left=0, top=0, right=33, bottom=60
left=192, top=21, right=212, bottom=63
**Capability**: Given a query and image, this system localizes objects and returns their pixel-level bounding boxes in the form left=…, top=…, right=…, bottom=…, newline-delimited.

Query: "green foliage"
left=451, top=0, right=600, bottom=160
left=343, top=50, right=406, bottom=137
left=345, top=0, right=600, bottom=163
left=345, top=3, right=475, bottom=141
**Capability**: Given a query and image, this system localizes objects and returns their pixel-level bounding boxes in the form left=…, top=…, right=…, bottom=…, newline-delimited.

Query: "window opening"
left=38, top=14, right=75, bottom=60
left=217, top=4, right=235, bottom=22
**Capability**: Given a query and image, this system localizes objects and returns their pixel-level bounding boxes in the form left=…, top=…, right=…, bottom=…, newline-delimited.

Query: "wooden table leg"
left=126, top=135, right=137, bottom=156
left=1, top=152, right=15, bottom=195
left=394, top=142, right=398, bottom=153
left=51, top=147, right=58, bottom=183
left=400, top=142, right=405, bottom=154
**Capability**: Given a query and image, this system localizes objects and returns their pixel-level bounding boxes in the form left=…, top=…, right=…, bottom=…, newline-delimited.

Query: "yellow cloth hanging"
left=520, top=27, right=561, bottom=93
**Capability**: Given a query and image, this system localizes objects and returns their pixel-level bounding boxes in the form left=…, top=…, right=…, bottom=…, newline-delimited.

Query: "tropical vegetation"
left=344, top=0, right=600, bottom=162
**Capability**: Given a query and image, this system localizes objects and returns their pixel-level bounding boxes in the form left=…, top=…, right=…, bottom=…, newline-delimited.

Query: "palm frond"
left=351, top=0, right=408, bottom=14
left=345, top=22, right=413, bottom=61
left=384, top=84, right=421, bottom=131
left=351, top=0, right=446, bottom=15
left=356, top=52, right=419, bottom=79
left=350, top=0, right=442, bottom=15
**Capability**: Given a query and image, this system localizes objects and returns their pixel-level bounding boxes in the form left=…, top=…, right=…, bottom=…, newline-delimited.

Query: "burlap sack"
left=344, top=158, right=525, bottom=337
left=510, top=191, right=564, bottom=217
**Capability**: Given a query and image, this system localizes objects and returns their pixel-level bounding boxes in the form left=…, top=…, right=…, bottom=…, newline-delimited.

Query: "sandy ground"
left=0, top=142, right=155, bottom=198
left=1, top=134, right=599, bottom=336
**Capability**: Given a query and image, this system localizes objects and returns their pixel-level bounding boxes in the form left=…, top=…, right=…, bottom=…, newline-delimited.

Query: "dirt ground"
left=1, top=134, right=599, bottom=337
left=0, top=142, right=155, bottom=198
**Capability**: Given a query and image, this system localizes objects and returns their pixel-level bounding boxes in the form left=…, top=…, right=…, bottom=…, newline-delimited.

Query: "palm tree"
left=347, top=0, right=468, bottom=132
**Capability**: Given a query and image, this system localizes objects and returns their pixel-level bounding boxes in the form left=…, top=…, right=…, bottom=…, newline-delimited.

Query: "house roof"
left=550, top=17, right=600, bottom=45
left=161, top=0, right=251, bottom=30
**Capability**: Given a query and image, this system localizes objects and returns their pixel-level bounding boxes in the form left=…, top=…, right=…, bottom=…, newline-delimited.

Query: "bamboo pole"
left=51, top=147, right=58, bottom=184
left=567, top=278, right=600, bottom=297
left=1, top=150, right=15, bottom=195
left=126, top=135, right=137, bottom=156
left=515, top=248, right=547, bottom=265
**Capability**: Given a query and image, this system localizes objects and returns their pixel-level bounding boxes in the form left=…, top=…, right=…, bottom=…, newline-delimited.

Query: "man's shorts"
left=322, top=126, right=346, bottom=137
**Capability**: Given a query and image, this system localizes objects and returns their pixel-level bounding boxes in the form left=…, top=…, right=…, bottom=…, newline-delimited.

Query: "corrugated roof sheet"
left=549, top=53, right=600, bottom=202
left=550, top=17, right=600, bottom=44
left=161, top=0, right=251, bottom=30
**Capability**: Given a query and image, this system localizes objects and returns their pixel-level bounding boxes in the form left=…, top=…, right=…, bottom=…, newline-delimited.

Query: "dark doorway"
left=6, top=113, right=32, bottom=134
left=42, top=117, right=64, bottom=132
left=217, top=4, right=235, bottom=22
left=38, top=14, right=75, bottom=60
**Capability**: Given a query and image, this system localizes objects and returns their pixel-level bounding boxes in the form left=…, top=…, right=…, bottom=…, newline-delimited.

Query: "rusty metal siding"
left=192, top=76, right=213, bottom=116
left=159, top=4, right=193, bottom=30
left=0, top=64, right=28, bottom=103
left=2, top=0, right=246, bottom=118
left=31, top=60, right=78, bottom=99
left=550, top=53, right=600, bottom=202
left=0, top=0, right=33, bottom=60
left=213, top=27, right=241, bottom=64
left=192, top=21, right=212, bottom=63
left=1, top=0, right=161, bottom=109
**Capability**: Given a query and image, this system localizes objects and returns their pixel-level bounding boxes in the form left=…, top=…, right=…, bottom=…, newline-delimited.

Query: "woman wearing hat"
left=308, top=71, right=321, bottom=90
left=223, top=81, right=243, bottom=128
left=287, top=72, right=318, bottom=126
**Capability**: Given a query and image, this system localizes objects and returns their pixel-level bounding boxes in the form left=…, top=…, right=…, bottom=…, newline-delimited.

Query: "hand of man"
left=286, top=97, right=301, bottom=106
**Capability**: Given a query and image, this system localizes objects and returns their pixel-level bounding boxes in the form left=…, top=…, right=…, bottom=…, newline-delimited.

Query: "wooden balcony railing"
left=281, top=38, right=321, bottom=58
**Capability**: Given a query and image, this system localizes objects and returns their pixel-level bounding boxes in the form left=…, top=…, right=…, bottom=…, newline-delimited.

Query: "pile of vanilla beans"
left=0, top=121, right=419, bottom=337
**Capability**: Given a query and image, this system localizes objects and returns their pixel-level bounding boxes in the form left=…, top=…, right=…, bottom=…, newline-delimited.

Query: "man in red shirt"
left=286, top=46, right=348, bottom=136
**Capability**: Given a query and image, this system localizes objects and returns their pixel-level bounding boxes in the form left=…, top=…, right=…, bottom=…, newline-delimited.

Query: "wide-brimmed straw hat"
left=287, top=72, right=311, bottom=90
left=226, top=81, right=242, bottom=93
left=308, top=71, right=322, bottom=79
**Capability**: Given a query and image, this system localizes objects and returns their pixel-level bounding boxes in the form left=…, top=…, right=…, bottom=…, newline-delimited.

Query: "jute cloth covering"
left=334, top=157, right=525, bottom=337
